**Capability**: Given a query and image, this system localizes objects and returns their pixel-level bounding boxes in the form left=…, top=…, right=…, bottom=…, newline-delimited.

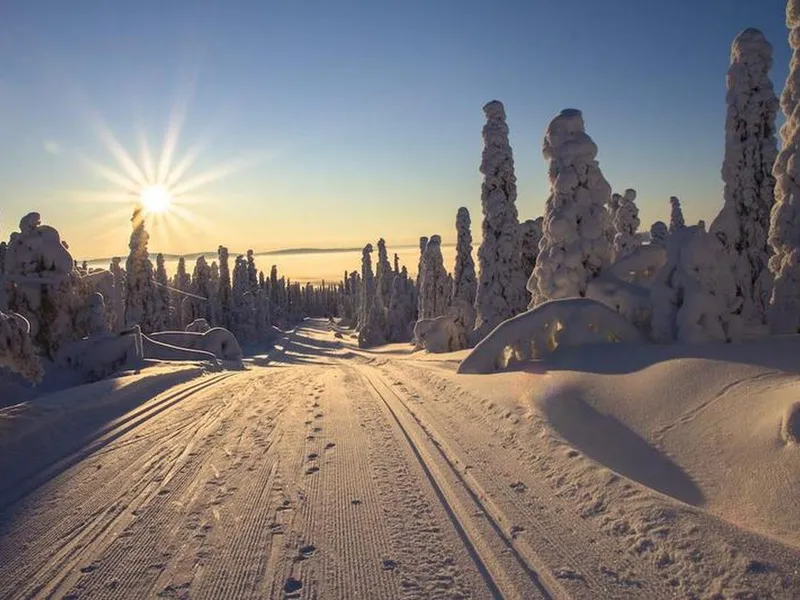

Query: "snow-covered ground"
left=1, top=319, right=799, bottom=598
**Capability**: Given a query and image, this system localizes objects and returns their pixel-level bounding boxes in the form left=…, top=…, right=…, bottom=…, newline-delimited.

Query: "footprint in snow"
left=307, top=453, right=319, bottom=460
left=297, top=544, right=316, bottom=560
left=306, top=466, right=320, bottom=475
left=283, top=577, right=303, bottom=597
left=325, top=442, right=336, bottom=450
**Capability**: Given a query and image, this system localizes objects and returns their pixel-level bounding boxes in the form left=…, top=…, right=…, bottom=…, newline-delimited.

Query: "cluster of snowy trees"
left=0, top=208, right=339, bottom=383
left=464, top=12, right=800, bottom=371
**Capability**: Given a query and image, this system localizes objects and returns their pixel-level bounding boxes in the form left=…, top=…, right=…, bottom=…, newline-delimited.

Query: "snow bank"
left=458, top=297, right=644, bottom=374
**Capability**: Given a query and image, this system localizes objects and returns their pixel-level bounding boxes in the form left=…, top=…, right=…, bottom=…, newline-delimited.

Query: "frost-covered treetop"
left=731, top=28, right=773, bottom=64
left=542, top=109, right=597, bottom=164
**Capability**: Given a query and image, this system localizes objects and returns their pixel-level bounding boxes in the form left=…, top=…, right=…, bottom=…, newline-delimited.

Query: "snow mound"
left=781, top=402, right=800, bottom=445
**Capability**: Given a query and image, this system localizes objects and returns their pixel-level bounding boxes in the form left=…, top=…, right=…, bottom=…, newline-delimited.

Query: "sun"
left=140, top=184, right=173, bottom=214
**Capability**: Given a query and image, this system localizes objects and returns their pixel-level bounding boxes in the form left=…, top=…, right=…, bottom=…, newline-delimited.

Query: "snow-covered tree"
left=612, top=189, right=641, bottom=261
left=155, top=253, right=171, bottom=330
left=669, top=196, right=686, bottom=234
left=769, top=1, right=800, bottom=333
left=173, top=257, right=191, bottom=329
left=518, top=217, right=543, bottom=285
left=358, top=243, right=385, bottom=347
left=189, top=256, right=214, bottom=325
left=124, top=207, right=160, bottom=332
left=530, top=109, right=613, bottom=307
left=452, top=207, right=477, bottom=312
left=376, top=238, right=393, bottom=309
left=415, top=236, right=428, bottom=291
left=232, top=255, right=256, bottom=345
left=650, top=221, right=669, bottom=245
left=473, top=100, right=527, bottom=338
left=708, top=28, right=779, bottom=332
left=108, top=257, right=125, bottom=331
left=218, top=245, right=232, bottom=329
left=418, top=235, right=449, bottom=320
left=387, top=268, right=415, bottom=342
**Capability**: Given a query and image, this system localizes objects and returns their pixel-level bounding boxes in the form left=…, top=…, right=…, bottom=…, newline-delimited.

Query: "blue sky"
left=0, top=0, right=791, bottom=258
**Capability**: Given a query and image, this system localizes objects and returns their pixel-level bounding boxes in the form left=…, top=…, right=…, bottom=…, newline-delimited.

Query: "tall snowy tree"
left=108, top=256, right=125, bottom=331
left=530, top=109, right=612, bottom=306
left=218, top=245, right=232, bottom=329
left=452, top=207, right=478, bottom=329
left=154, top=253, right=171, bottom=330
left=612, top=189, right=641, bottom=261
left=769, top=0, right=800, bottom=333
left=473, top=100, right=527, bottom=338
left=418, top=235, right=449, bottom=320
left=376, top=238, right=393, bottom=309
left=415, top=236, right=428, bottom=290
left=124, top=207, right=159, bottom=332
left=669, top=196, right=686, bottom=234
left=358, top=243, right=385, bottom=347
left=708, top=28, right=779, bottom=332
left=190, top=256, right=214, bottom=325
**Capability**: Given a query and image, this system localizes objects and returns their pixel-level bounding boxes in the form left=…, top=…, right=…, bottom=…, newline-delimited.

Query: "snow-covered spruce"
left=612, top=189, right=641, bottom=261
left=358, top=243, right=386, bottom=347
left=452, top=208, right=478, bottom=324
left=387, top=269, right=415, bottom=342
left=518, top=217, right=543, bottom=286
left=124, top=207, right=160, bottom=333
left=416, top=236, right=428, bottom=291
left=530, top=109, right=613, bottom=307
left=417, top=235, right=449, bottom=321
left=231, top=255, right=256, bottom=345
left=376, top=238, right=393, bottom=311
left=709, top=28, right=778, bottom=333
left=474, top=100, right=527, bottom=338
left=155, top=253, right=171, bottom=331
left=107, top=257, right=125, bottom=331
left=769, top=1, right=800, bottom=333
left=5, top=212, right=84, bottom=357
left=650, top=221, right=669, bottom=245
left=218, top=246, right=232, bottom=330
left=0, top=310, right=43, bottom=383
left=669, top=196, right=686, bottom=234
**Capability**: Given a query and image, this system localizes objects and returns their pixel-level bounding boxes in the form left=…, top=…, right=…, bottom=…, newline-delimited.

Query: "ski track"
left=2, top=319, right=798, bottom=599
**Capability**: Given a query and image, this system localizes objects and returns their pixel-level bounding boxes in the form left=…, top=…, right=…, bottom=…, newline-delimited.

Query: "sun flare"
left=140, top=184, right=173, bottom=214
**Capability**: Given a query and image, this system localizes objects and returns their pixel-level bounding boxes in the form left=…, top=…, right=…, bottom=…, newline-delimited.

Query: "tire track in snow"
left=357, top=366, right=552, bottom=600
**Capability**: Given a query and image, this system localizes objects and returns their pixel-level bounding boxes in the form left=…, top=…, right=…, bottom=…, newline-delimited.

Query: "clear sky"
left=0, top=0, right=791, bottom=259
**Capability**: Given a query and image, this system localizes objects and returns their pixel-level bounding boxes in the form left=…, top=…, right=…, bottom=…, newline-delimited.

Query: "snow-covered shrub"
left=709, top=28, right=778, bottom=333
left=458, top=298, right=644, bottom=374
left=124, top=207, right=160, bottom=332
left=0, top=310, right=43, bottom=383
left=612, top=189, right=641, bottom=261
left=650, top=221, right=669, bottom=245
left=530, top=109, right=613, bottom=307
left=518, top=217, right=543, bottom=285
left=418, top=235, right=449, bottom=320
left=650, top=225, right=739, bottom=343
left=669, top=196, right=686, bottom=234
left=414, top=314, right=467, bottom=353
left=388, top=270, right=415, bottom=342
left=185, top=318, right=211, bottom=333
left=769, top=1, right=800, bottom=333
left=149, top=328, right=243, bottom=362
left=474, top=100, right=527, bottom=338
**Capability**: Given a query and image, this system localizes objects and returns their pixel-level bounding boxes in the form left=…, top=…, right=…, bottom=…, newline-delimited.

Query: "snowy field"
left=1, top=319, right=799, bottom=599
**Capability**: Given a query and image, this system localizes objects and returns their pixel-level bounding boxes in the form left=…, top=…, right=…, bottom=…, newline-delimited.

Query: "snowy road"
left=1, top=320, right=798, bottom=599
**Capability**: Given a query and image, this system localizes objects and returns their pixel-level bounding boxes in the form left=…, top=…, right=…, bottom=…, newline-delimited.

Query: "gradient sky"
left=0, top=0, right=791, bottom=259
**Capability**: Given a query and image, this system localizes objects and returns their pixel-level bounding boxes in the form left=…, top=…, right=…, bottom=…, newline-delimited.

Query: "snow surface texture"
left=530, top=109, right=613, bottom=308
left=769, top=2, right=800, bottom=333
left=669, top=196, right=686, bottom=234
left=58, top=329, right=143, bottom=382
left=458, top=297, right=644, bottom=374
left=452, top=208, right=477, bottom=331
left=0, top=310, right=43, bottom=383
left=710, top=28, right=778, bottom=332
left=473, top=101, right=527, bottom=340
left=612, top=189, right=641, bottom=261
left=417, top=235, right=449, bottom=321
left=649, top=221, right=669, bottom=245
